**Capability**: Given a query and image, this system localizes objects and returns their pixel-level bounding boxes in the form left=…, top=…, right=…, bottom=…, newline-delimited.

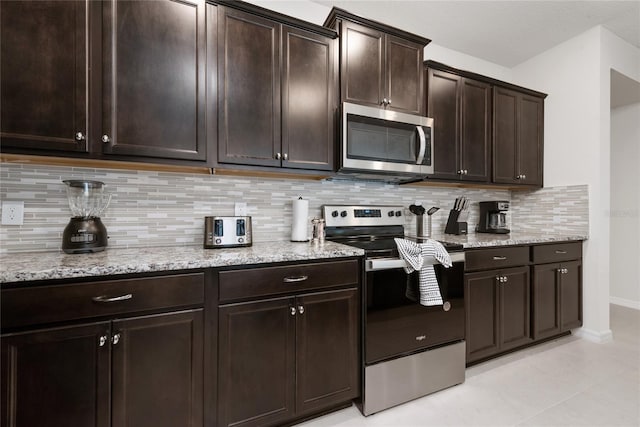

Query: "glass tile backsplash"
left=0, top=163, right=587, bottom=253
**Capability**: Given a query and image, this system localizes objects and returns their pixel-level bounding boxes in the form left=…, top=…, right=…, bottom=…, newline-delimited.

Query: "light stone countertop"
left=429, top=231, right=588, bottom=249
left=0, top=241, right=364, bottom=284
left=0, top=232, right=588, bottom=284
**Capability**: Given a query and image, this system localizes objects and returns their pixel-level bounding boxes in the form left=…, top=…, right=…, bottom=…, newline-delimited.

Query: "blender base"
left=62, top=217, right=108, bottom=254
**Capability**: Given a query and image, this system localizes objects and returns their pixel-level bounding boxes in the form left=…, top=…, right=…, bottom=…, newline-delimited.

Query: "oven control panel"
left=323, top=205, right=405, bottom=227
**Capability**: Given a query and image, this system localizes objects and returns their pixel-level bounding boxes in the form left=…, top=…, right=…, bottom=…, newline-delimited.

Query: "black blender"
left=62, top=180, right=111, bottom=254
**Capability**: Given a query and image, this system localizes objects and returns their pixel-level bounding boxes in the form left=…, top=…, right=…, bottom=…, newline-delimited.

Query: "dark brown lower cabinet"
left=465, top=266, right=531, bottom=363
left=1, top=322, right=111, bottom=427
left=218, top=288, right=358, bottom=427
left=533, top=260, right=582, bottom=339
left=1, top=309, right=203, bottom=427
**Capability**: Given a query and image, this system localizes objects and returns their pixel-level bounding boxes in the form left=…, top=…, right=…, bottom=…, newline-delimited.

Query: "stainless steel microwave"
left=339, top=102, right=434, bottom=181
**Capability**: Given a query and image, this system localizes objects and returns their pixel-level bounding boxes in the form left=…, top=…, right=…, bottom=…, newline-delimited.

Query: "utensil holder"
left=444, top=210, right=468, bottom=235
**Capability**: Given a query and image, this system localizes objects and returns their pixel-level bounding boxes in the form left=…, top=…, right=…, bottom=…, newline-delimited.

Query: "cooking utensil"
left=409, top=204, right=426, bottom=215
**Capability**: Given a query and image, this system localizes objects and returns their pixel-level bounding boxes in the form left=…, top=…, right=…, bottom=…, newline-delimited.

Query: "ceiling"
left=312, top=0, right=640, bottom=67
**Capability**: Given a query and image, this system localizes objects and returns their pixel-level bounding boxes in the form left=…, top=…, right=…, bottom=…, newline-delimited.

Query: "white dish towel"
left=394, top=238, right=452, bottom=306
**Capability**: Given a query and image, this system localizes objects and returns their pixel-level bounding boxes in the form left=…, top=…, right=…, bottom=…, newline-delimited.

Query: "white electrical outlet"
left=234, top=202, right=247, bottom=216
left=2, top=201, right=24, bottom=225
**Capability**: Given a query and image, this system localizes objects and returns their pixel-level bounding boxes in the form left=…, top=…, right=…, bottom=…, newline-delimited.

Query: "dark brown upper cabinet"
left=101, top=0, right=207, bottom=163
left=213, top=2, right=337, bottom=171
left=426, top=67, right=491, bottom=182
left=324, top=8, right=429, bottom=116
left=1, top=0, right=208, bottom=166
left=493, top=86, right=545, bottom=186
left=0, top=0, right=89, bottom=154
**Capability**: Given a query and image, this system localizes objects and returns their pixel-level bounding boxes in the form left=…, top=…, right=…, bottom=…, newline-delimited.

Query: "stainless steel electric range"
left=323, top=205, right=466, bottom=416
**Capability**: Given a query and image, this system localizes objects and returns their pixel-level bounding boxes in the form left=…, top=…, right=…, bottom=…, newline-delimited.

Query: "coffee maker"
left=477, top=201, right=510, bottom=234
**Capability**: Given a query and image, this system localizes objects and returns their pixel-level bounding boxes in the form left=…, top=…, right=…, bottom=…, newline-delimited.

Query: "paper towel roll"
left=291, top=197, right=309, bottom=242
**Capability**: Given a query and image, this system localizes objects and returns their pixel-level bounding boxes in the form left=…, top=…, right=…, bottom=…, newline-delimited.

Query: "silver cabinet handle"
left=275, top=152, right=281, bottom=160
left=381, top=98, right=388, bottom=106
left=75, top=132, right=85, bottom=141
left=522, top=174, right=526, bottom=179
left=493, top=256, right=507, bottom=261
left=298, top=305, right=305, bottom=315
left=387, top=99, right=392, bottom=105
left=503, top=276, right=508, bottom=283
left=443, top=301, right=451, bottom=312
left=416, top=125, right=426, bottom=165
left=101, top=134, right=111, bottom=143
left=290, top=306, right=297, bottom=316
left=563, top=268, right=568, bottom=274
left=92, top=294, right=133, bottom=303
left=465, top=170, right=469, bottom=175
left=111, top=333, right=121, bottom=345
left=457, top=170, right=463, bottom=175
left=99, top=335, right=108, bottom=347
left=557, top=268, right=563, bottom=273
left=283, top=275, right=308, bottom=283
left=283, top=153, right=288, bottom=160
left=555, top=250, right=568, bottom=254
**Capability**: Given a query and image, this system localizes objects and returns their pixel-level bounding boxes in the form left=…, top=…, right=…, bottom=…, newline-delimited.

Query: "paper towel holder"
left=291, top=196, right=310, bottom=242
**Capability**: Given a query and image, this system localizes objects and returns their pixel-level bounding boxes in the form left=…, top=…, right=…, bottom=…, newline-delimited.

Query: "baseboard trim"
left=573, top=327, right=613, bottom=343
left=610, top=297, right=640, bottom=310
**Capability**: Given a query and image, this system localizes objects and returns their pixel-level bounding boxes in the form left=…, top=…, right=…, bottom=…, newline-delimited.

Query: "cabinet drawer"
left=465, top=246, right=529, bottom=271
left=1, top=272, right=205, bottom=330
left=219, top=259, right=359, bottom=303
left=532, top=242, right=582, bottom=264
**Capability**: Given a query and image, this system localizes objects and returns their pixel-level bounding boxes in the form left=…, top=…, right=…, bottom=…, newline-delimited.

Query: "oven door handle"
left=366, top=258, right=408, bottom=272
left=366, top=253, right=465, bottom=272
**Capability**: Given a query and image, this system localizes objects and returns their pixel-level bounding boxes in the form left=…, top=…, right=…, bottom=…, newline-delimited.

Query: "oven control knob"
left=340, top=210, right=348, bottom=218
left=388, top=211, right=394, bottom=217
left=238, top=237, right=244, bottom=243
left=331, top=210, right=339, bottom=217
left=395, top=210, right=402, bottom=217
left=215, top=238, right=222, bottom=244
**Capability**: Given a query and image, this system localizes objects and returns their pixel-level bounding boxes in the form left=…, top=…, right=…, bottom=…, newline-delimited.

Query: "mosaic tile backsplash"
left=0, top=163, right=587, bottom=253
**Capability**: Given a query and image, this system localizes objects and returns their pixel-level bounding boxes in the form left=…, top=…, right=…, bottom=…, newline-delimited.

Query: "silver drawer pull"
left=493, top=256, right=507, bottom=261
left=555, top=250, right=568, bottom=254
left=92, top=294, right=133, bottom=303
left=283, top=275, right=308, bottom=283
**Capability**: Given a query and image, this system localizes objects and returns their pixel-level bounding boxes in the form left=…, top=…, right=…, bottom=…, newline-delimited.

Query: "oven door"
left=342, top=102, right=434, bottom=175
left=364, top=257, right=465, bottom=364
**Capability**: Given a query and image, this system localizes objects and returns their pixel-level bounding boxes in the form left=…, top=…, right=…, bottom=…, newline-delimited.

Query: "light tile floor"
left=300, top=304, right=639, bottom=426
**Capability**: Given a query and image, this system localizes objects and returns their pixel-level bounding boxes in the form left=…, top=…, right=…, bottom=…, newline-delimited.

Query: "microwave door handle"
left=416, top=126, right=426, bottom=165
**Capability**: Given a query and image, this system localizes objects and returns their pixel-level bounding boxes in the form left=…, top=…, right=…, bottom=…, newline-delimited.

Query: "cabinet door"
left=518, top=94, right=544, bottom=186
left=493, top=86, right=518, bottom=184
left=1, top=322, right=110, bottom=427
left=282, top=26, right=336, bottom=171
left=499, top=266, right=532, bottom=351
left=296, top=289, right=359, bottom=416
left=111, top=309, right=203, bottom=427
left=340, top=21, right=385, bottom=108
left=560, top=261, right=582, bottom=331
left=460, top=77, right=491, bottom=182
left=0, top=0, right=88, bottom=153
left=218, top=298, right=295, bottom=427
left=385, top=35, right=424, bottom=115
left=427, top=69, right=461, bottom=180
left=102, top=0, right=206, bottom=162
left=464, top=271, right=500, bottom=363
left=532, top=263, right=561, bottom=340
left=217, top=7, right=281, bottom=167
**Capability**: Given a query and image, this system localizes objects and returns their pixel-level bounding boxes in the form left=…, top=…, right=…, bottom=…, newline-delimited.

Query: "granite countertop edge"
left=0, top=233, right=588, bottom=284
left=0, top=241, right=364, bottom=285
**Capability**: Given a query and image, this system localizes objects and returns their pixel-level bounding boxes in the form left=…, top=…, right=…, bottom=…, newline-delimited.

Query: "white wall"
left=512, top=27, right=640, bottom=340
left=610, top=102, right=640, bottom=309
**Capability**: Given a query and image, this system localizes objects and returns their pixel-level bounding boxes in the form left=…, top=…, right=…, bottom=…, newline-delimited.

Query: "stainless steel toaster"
left=204, top=216, right=252, bottom=248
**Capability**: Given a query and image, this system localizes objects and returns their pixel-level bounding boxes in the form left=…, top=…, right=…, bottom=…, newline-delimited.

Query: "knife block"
left=444, top=210, right=468, bottom=235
